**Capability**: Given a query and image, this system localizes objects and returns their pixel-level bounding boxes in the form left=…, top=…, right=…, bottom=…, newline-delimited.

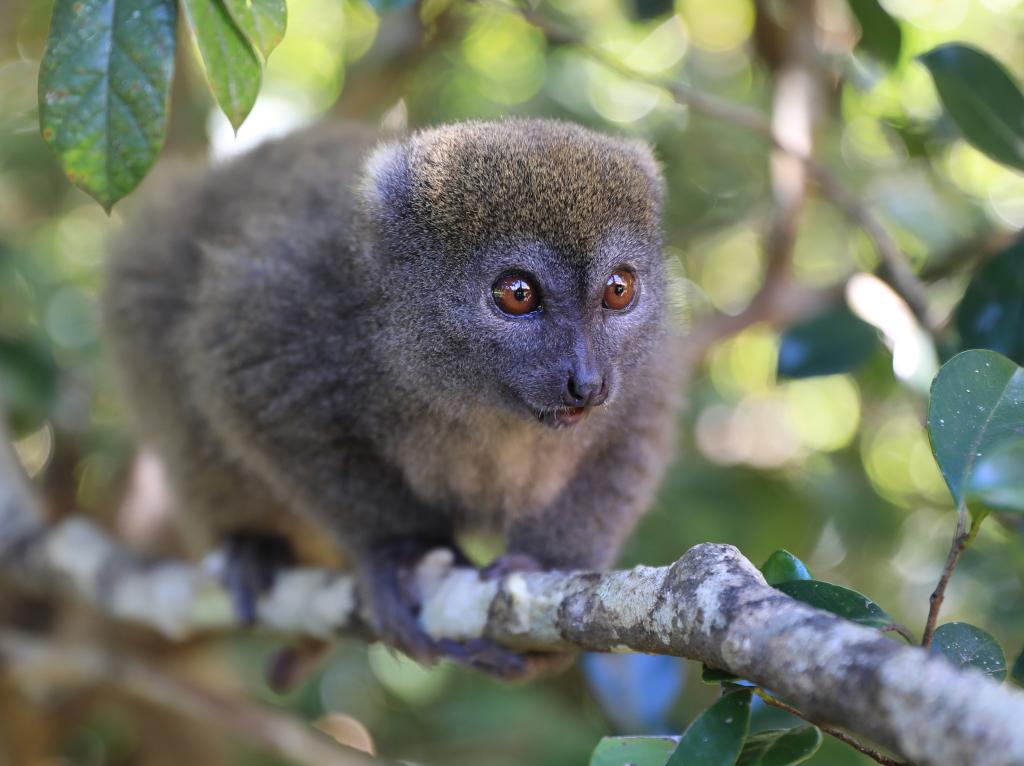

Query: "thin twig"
left=754, top=688, right=908, bottom=766
left=921, top=506, right=981, bottom=649
left=882, top=622, right=918, bottom=644
left=0, top=629, right=387, bottom=766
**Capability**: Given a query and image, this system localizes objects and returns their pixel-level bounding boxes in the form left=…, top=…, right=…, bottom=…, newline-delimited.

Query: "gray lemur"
left=103, top=118, right=679, bottom=675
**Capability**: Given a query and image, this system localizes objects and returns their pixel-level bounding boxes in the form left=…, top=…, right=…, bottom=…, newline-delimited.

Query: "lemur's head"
left=361, top=119, right=667, bottom=428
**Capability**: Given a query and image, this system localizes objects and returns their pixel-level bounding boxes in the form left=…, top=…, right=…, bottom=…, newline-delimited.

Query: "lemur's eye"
left=492, top=274, right=541, bottom=316
left=603, top=269, right=637, bottom=311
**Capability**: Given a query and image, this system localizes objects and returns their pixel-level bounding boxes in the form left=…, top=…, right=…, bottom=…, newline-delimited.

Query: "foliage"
left=3, top=0, right=1024, bottom=764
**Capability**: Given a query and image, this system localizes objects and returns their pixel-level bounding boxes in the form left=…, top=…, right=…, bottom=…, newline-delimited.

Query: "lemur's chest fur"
left=388, top=409, right=593, bottom=528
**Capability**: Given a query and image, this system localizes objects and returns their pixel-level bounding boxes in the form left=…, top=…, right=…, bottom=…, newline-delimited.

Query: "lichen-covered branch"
left=6, top=514, right=1024, bottom=764
left=6, top=433, right=1024, bottom=766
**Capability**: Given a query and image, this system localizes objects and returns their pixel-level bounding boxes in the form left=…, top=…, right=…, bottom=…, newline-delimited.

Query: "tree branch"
left=5, top=431, right=1024, bottom=766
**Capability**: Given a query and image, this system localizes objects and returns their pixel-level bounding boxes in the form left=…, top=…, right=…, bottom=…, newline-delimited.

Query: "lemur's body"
left=104, top=119, right=679, bottom=673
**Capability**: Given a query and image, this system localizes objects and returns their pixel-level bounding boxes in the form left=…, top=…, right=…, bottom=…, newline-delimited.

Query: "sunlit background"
left=2, top=0, right=1024, bottom=763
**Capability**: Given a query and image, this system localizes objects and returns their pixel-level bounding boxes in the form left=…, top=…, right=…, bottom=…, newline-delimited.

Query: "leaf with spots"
left=38, top=0, right=177, bottom=209
left=182, top=0, right=261, bottom=130
left=930, top=622, right=1006, bottom=682
left=590, top=736, right=677, bottom=766
left=666, top=688, right=752, bottom=766
left=222, top=0, right=286, bottom=60
left=927, top=350, right=1024, bottom=510
left=773, top=580, right=893, bottom=629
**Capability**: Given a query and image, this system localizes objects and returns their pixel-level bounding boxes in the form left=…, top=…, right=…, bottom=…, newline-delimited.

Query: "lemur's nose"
left=564, top=372, right=607, bottom=408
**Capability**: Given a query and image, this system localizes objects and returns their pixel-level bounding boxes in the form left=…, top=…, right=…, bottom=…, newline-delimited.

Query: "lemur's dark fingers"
left=220, top=531, right=295, bottom=625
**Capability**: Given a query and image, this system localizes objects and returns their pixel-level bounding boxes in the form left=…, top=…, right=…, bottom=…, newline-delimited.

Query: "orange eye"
left=492, top=274, right=540, bottom=316
left=603, top=269, right=637, bottom=311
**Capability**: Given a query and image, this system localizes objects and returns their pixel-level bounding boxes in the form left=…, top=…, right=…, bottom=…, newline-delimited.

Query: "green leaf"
left=847, top=0, right=902, bottom=67
left=38, top=0, right=176, bottom=209
left=666, top=689, right=752, bottom=766
left=0, top=334, right=59, bottom=437
left=931, top=622, right=1007, bottom=682
left=774, top=580, right=892, bottom=629
left=956, top=237, right=1024, bottom=366
left=966, top=439, right=1024, bottom=514
left=222, top=0, right=286, bottom=60
left=1011, top=646, right=1024, bottom=687
left=919, top=43, right=1024, bottom=172
left=182, top=0, right=262, bottom=129
left=736, top=726, right=823, bottom=766
left=760, top=550, right=813, bottom=586
left=927, top=350, right=1024, bottom=508
left=701, top=664, right=741, bottom=685
left=590, top=736, right=677, bottom=766
left=777, top=306, right=881, bottom=379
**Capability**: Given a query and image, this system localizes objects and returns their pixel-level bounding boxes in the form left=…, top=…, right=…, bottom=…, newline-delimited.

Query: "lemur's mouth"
left=536, top=406, right=588, bottom=429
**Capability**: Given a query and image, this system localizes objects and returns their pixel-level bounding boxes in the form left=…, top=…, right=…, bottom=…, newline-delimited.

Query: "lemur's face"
left=463, top=233, right=664, bottom=428
left=362, top=119, right=666, bottom=427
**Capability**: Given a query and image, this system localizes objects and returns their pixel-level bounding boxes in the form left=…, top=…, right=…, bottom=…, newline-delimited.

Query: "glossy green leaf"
left=966, top=439, right=1024, bottom=514
left=38, top=0, right=176, bottom=209
left=1011, top=646, right=1024, bottom=687
left=931, top=622, right=1006, bottom=682
left=919, top=43, right=1024, bottom=171
left=182, top=0, right=261, bottom=129
left=736, top=726, right=822, bottom=766
left=777, top=306, right=881, bottom=379
left=956, top=237, right=1024, bottom=366
left=0, top=335, right=59, bottom=437
left=590, top=736, right=676, bottom=766
left=927, top=350, right=1024, bottom=508
left=222, top=0, right=286, bottom=60
left=701, top=664, right=741, bottom=685
left=760, top=550, right=813, bottom=586
left=847, top=0, right=901, bottom=67
left=774, top=580, right=892, bottom=629
left=666, top=689, right=752, bottom=766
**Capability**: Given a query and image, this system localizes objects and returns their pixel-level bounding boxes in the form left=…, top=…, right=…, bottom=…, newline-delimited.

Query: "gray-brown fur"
left=103, top=119, right=680, bottom=670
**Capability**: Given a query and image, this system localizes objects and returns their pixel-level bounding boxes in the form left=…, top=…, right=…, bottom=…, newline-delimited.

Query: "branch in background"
left=0, top=629, right=385, bottom=766
left=497, top=0, right=941, bottom=336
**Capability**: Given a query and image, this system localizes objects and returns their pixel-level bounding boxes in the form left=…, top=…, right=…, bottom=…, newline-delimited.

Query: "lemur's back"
left=103, top=123, right=381, bottom=552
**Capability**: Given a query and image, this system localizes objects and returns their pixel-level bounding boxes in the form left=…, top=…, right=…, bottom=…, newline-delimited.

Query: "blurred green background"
left=2, top=0, right=1024, bottom=764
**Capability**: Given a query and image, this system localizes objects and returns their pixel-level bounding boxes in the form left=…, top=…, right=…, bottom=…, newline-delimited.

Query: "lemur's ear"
left=358, top=140, right=410, bottom=220
left=624, top=138, right=666, bottom=209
